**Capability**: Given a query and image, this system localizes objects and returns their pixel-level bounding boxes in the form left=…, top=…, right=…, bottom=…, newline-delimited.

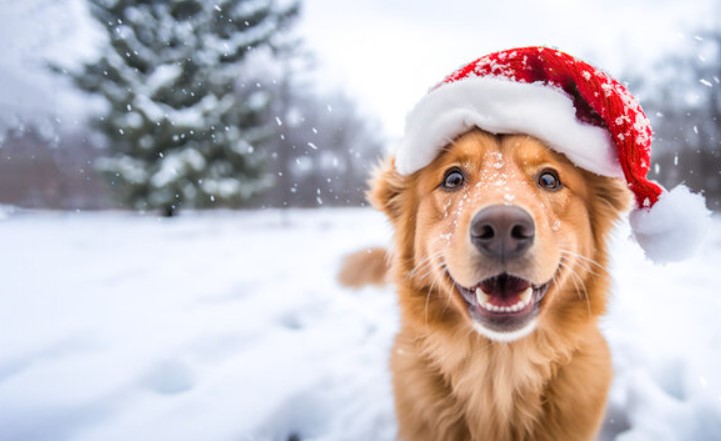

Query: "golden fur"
left=344, top=129, right=630, bottom=440
left=337, top=247, right=389, bottom=288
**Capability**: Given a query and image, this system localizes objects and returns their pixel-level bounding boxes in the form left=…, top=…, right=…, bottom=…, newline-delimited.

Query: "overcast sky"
left=0, top=0, right=717, bottom=139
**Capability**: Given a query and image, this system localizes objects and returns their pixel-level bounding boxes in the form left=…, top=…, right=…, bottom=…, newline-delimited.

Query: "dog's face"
left=372, top=130, right=629, bottom=342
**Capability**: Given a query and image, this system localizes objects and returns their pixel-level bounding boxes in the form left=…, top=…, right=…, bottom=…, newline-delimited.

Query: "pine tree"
left=69, top=0, right=298, bottom=216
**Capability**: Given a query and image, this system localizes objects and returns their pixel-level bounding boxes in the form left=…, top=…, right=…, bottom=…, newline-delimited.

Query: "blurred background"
left=1, top=0, right=720, bottom=215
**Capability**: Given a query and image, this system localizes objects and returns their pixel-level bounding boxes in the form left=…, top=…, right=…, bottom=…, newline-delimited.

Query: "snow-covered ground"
left=0, top=207, right=720, bottom=441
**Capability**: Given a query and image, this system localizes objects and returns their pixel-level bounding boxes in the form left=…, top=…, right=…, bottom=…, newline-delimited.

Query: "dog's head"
left=371, top=129, right=630, bottom=342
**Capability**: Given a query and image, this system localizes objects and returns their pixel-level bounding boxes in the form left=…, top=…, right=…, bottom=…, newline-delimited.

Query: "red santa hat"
left=397, top=46, right=709, bottom=263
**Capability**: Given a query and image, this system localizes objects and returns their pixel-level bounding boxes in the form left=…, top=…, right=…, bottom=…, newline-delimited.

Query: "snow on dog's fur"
left=342, top=129, right=630, bottom=440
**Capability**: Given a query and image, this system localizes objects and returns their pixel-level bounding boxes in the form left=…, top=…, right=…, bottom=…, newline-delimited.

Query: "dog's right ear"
left=367, top=157, right=406, bottom=221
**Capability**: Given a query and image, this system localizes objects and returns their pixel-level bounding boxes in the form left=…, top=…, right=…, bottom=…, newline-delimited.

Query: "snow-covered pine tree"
left=70, top=0, right=298, bottom=216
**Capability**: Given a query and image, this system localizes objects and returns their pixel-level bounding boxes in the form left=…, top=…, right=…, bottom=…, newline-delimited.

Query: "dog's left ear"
left=367, top=157, right=407, bottom=221
left=597, top=177, right=632, bottom=214
left=588, top=175, right=632, bottom=229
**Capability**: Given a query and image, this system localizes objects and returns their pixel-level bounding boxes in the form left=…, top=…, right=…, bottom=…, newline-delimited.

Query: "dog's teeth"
left=474, top=287, right=533, bottom=313
left=520, top=287, right=533, bottom=305
left=475, top=287, right=491, bottom=306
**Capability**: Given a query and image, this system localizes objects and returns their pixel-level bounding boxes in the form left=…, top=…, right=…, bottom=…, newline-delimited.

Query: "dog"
left=353, top=129, right=630, bottom=440
left=339, top=46, right=707, bottom=441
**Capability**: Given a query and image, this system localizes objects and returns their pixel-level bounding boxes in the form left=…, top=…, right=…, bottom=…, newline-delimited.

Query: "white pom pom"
left=629, top=185, right=710, bottom=263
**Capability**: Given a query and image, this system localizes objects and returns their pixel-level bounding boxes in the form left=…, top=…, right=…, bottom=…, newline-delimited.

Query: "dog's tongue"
left=480, top=274, right=530, bottom=301
left=473, top=274, right=535, bottom=312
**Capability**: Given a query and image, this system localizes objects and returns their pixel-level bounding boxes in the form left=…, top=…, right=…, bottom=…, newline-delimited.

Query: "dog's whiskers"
left=424, top=268, right=445, bottom=329
left=559, top=249, right=604, bottom=276
left=409, top=250, right=450, bottom=329
left=558, top=258, right=592, bottom=317
left=409, top=249, right=446, bottom=280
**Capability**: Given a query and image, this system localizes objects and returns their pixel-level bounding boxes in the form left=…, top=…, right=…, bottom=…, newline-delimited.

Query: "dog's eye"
left=537, top=169, right=562, bottom=191
left=442, top=168, right=465, bottom=190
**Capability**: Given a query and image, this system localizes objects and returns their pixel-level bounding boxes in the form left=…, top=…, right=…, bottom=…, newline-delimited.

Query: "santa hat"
left=397, top=46, right=709, bottom=263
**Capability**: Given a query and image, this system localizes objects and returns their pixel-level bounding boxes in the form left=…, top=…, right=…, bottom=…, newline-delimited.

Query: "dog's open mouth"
left=455, top=273, right=550, bottom=336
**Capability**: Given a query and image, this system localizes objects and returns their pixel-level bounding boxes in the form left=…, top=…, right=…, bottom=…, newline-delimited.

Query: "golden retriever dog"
left=340, top=46, right=708, bottom=441
left=342, top=129, right=630, bottom=440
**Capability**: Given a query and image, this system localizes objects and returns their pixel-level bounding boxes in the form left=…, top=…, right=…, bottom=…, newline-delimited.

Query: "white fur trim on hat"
left=397, top=76, right=624, bottom=178
left=630, top=184, right=711, bottom=263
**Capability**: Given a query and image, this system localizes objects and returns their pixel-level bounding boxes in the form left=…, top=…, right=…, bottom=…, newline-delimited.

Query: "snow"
left=0, top=208, right=720, bottom=441
left=145, top=64, right=183, bottom=96
left=150, top=148, right=207, bottom=188
left=630, top=184, right=711, bottom=263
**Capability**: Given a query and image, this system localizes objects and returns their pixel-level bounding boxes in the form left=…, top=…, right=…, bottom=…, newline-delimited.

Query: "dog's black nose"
left=470, top=205, right=535, bottom=262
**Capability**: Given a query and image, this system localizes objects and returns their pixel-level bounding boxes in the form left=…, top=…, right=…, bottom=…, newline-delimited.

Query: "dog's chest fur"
left=392, top=325, right=582, bottom=441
